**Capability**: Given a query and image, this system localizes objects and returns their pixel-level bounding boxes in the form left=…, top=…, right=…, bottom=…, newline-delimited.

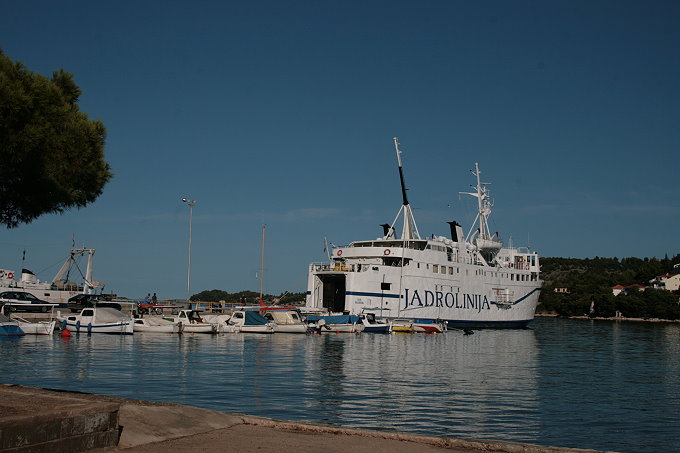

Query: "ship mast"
left=388, top=137, right=421, bottom=240
left=459, top=163, right=491, bottom=240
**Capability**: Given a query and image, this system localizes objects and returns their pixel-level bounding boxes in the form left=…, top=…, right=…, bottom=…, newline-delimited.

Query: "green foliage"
left=538, top=255, right=680, bottom=319
left=0, top=50, right=112, bottom=228
left=190, top=289, right=306, bottom=305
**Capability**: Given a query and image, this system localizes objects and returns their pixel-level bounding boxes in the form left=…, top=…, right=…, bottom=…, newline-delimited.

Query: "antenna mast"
left=389, top=137, right=420, bottom=240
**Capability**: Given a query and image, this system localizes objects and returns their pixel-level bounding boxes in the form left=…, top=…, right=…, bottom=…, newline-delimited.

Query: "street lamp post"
left=181, top=198, right=196, bottom=303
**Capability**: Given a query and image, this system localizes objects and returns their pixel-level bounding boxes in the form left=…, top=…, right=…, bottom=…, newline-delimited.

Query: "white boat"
left=306, top=315, right=365, bottom=333
left=359, top=313, right=391, bottom=333
left=0, top=248, right=105, bottom=304
left=305, top=138, right=542, bottom=329
left=13, top=316, right=56, bottom=335
left=57, top=307, right=133, bottom=335
left=390, top=318, right=414, bottom=333
left=262, top=309, right=309, bottom=333
left=412, top=319, right=446, bottom=333
left=225, top=310, right=275, bottom=334
left=133, top=317, right=180, bottom=333
left=162, top=310, right=215, bottom=333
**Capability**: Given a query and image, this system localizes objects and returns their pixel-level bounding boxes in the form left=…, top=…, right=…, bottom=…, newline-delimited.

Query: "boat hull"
left=0, top=322, right=24, bottom=336
left=62, top=321, right=133, bottom=335
left=16, top=320, right=56, bottom=335
left=307, top=264, right=541, bottom=328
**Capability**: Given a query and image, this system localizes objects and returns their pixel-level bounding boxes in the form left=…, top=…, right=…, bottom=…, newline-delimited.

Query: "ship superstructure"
left=305, top=138, right=541, bottom=328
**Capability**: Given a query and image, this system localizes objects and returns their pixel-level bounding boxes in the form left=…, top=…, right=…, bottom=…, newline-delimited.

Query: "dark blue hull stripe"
left=346, top=291, right=401, bottom=299
left=445, top=319, right=533, bottom=328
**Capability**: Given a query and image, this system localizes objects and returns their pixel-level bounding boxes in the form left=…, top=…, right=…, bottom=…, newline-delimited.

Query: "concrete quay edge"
left=0, top=384, right=610, bottom=453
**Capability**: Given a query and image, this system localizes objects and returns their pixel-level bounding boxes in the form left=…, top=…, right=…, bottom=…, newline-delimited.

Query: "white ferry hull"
left=307, top=264, right=540, bottom=328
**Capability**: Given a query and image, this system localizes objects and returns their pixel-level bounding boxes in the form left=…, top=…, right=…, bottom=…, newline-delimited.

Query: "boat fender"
left=75, top=320, right=81, bottom=332
left=384, top=249, right=390, bottom=255
left=7, top=272, right=14, bottom=279
left=337, top=250, right=343, bottom=256
left=60, top=320, right=67, bottom=331
left=87, top=323, right=93, bottom=334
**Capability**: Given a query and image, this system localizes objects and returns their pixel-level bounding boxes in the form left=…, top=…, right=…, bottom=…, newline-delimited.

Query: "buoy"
left=61, top=328, right=71, bottom=337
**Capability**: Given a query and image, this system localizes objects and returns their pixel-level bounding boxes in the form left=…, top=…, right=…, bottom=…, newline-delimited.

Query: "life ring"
left=384, top=249, right=391, bottom=255
left=6, top=272, right=14, bottom=279
left=337, top=250, right=343, bottom=256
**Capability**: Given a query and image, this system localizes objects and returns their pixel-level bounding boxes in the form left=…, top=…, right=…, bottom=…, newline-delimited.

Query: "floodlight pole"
left=181, top=198, right=196, bottom=303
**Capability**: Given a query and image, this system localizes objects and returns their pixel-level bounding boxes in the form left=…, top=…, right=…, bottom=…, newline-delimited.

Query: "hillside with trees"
left=190, top=289, right=306, bottom=306
left=538, top=255, right=680, bottom=319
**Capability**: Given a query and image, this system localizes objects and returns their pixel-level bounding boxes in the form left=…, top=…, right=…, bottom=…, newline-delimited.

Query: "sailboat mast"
left=259, top=224, right=265, bottom=305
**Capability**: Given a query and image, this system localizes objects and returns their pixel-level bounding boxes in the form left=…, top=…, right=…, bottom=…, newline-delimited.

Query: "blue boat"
left=0, top=312, right=24, bottom=336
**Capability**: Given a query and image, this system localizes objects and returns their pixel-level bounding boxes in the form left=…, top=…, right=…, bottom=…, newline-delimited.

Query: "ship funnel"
left=447, top=221, right=464, bottom=242
left=381, top=224, right=392, bottom=238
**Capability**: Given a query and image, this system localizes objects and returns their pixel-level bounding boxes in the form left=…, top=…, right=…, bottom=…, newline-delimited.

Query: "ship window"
left=433, top=265, right=438, bottom=273
left=441, top=266, right=446, bottom=274
left=381, top=282, right=391, bottom=290
left=81, top=309, right=94, bottom=316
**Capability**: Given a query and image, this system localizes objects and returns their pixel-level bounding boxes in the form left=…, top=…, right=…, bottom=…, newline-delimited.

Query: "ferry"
left=305, top=138, right=542, bottom=328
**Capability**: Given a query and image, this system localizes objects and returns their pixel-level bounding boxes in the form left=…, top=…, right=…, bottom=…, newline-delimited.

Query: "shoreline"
left=535, top=312, right=680, bottom=323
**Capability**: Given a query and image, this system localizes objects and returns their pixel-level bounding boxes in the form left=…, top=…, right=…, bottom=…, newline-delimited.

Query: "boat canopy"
left=306, top=315, right=360, bottom=324
left=243, top=311, right=270, bottom=326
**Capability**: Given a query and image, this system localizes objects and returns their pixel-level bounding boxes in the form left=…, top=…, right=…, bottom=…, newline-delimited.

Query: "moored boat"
left=412, top=319, right=446, bottom=333
left=13, top=316, right=56, bottom=335
left=0, top=248, right=106, bottom=304
left=226, top=310, right=275, bottom=334
left=305, top=138, right=542, bottom=329
left=133, top=317, right=180, bottom=333
left=57, top=307, right=133, bottom=335
left=306, top=315, right=365, bottom=333
left=390, top=318, right=414, bottom=333
left=0, top=312, right=24, bottom=336
left=162, top=310, right=215, bottom=333
left=262, top=309, right=308, bottom=333
left=359, top=313, right=390, bottom=333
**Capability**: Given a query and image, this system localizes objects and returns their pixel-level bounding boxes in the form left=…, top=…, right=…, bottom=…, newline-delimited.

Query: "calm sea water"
left=2, top=317, right=679, bottom=452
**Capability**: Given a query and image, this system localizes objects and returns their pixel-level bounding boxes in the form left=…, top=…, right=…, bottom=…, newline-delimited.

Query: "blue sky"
left=1, top=0, right=678, bottom=300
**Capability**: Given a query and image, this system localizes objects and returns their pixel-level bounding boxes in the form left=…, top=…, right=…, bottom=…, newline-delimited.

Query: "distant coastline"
left=535, top=312, right=680, bottom=324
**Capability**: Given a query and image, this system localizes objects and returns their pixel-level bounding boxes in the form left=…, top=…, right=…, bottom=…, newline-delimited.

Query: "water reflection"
left=2, top=319, right=679, bottom=452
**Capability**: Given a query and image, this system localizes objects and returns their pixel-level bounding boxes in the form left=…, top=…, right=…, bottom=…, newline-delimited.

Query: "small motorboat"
left=57, top=307, right=133, bottom=335
left=133, top=317, right=180, bottom=334
left=225, top=310, right=275, bottom=334
left=412, top=319, right=446, bottom=333
left=359, top=313, right=391, bottom=333
left=162, top=310, right=215, bottom=333
left=306, top=315, right=365, bottom=333
left=262, top=309, right=308, bottom=334
left=390, top=318, right=414, bottom=333
left=13, top=316, right=56, bottom=335
left=0, top=312, right=24, bottom=336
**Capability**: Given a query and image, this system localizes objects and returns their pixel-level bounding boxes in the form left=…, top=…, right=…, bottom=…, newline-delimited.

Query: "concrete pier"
left=0, top=385, right=607, bottom=453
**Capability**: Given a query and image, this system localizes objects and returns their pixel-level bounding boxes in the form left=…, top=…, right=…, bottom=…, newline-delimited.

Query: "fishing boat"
left=0, top=248, right=105, bottom=304
left=133, top=317, right=180, bottom=334
left=306, top=315, right=365, bottom=333
left=305, top=138, right=542, bottom=328
left=0, top=312, right=24, bottom=336
left=358, top=312, right=390, bottom=333
left=162, top=310, right=215, bottom=333
left=57, top=307, right=133, bottom=335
